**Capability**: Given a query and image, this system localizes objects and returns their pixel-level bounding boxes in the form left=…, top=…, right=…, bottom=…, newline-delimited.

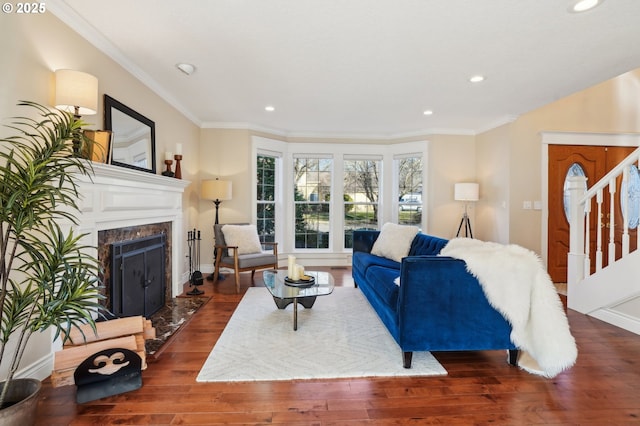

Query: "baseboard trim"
left=15, top=353, right=53, bottom=381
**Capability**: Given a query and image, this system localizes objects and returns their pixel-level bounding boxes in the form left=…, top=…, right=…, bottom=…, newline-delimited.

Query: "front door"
left=548, top=145, right=636, bottom=283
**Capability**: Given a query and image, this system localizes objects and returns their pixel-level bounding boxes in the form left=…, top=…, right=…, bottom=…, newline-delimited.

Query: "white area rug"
left=197, top=287, right=447, bottom=382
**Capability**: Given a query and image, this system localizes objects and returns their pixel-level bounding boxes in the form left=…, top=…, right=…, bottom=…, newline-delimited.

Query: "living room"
left=2, top=1, right=640, bottom=423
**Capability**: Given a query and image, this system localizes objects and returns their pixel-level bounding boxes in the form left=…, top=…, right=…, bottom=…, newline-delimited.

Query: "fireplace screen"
left=111, top=234, right=166, bottom=318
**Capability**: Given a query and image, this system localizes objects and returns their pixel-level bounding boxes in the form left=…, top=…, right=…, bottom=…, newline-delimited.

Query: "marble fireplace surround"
left=73, top=162, right=190, bottom=300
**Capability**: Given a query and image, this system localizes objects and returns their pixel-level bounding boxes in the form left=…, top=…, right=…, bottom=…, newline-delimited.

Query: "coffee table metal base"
left=272, top=296, right=317, bottom=330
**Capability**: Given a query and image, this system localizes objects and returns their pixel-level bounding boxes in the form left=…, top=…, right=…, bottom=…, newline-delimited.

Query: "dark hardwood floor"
left=35, top=267, right=640, bottom=425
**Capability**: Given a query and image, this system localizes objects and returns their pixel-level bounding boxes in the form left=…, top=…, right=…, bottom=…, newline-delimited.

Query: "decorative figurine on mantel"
left=162, top=151, right=175, bottom=177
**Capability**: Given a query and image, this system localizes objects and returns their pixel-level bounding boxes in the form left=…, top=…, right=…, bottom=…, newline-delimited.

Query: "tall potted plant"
left=0, top=102, right=103, bottom=423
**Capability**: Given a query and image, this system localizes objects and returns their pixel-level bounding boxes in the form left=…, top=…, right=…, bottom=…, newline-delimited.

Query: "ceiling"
left=49, top=0, right=640, bottom=138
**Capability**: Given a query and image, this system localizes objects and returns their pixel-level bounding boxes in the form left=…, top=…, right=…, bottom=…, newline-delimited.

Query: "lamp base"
left=456, top=212, right=473, bottom=238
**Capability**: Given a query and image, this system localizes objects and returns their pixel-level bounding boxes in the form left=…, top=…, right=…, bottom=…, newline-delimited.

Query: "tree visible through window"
left=397, top=156, right=422, bottom=228
left=294, top=157, right=332, bottom=249
left=256, top=155, right=277, bottom=244
left=343, top=159, right=379, bottom=248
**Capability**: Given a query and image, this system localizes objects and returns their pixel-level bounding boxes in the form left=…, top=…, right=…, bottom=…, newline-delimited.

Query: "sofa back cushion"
left=408, top=233, right=449, bottom=256
left=370, top=223, right=419, bottom=262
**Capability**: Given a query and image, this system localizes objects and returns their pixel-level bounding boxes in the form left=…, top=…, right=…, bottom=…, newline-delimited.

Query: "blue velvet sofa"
left=352, top=230, right=518, bottom=368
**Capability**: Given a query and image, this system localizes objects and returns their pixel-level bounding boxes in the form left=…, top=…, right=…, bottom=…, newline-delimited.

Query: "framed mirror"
left=104, top=94, right=156, bottom=174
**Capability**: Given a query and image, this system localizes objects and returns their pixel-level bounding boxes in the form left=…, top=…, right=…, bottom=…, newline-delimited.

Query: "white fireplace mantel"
left=73, top=162, right=190, bottom=298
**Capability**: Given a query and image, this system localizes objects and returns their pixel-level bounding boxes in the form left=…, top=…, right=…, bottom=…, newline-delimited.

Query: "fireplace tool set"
left=187, top=229, right=204, bottom=295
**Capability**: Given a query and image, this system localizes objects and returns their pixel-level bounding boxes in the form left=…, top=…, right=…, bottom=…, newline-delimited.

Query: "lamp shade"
left=454, top=182, right=479, bottom=201
left=201, top=179, right=232, bottom=201
left=55, top=69, right=98, bottom=115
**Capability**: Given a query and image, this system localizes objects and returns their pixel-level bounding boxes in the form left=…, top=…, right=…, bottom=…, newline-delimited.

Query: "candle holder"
left=174, top=154, right=182, bottom=179
left=162, top=159, right=175, bottom=177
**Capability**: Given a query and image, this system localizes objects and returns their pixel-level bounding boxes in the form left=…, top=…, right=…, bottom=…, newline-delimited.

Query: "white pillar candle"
left=175, top=143, right=183, bottom=155
left=165, top=152, right=173, bottom=161
left=291, top=264, right=301, bottom=281
left=297, top=264, right=305, bottom=279
left=287, top=255, right=296, bottom=278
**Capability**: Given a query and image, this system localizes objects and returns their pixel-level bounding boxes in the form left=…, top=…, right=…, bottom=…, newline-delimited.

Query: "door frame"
left=540, top=131, right=640, bottom=274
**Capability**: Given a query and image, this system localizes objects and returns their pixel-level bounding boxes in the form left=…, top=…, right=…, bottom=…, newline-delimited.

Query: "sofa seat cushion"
left=353, top=251, right=401, bottom=276
left=364, top=265, right=401, bottom=309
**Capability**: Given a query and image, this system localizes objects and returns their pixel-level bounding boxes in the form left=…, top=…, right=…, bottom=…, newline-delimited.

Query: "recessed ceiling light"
left=176, top=63, right=196, bottom=75
left=265, top=105, right=275, bottom=112
left=423, top=110, right=434, bottom=116
left=469, top=75, right=485, bottom=83
left=569, top=0, right=603, bottom=13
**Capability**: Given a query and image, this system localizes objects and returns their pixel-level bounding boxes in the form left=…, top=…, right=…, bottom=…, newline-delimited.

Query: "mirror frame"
left=104, top=94, right=157, bottom=174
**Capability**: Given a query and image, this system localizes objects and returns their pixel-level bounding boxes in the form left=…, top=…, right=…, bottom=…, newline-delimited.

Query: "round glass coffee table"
left=263, top=270, right=334, bottom=330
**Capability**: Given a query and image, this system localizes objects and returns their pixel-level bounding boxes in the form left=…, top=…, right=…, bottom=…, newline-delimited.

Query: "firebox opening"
left=111, top=233, right=166, bottom=318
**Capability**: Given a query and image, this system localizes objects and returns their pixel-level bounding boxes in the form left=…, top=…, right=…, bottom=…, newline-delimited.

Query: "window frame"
left=251, top=137, right=428, bottom=255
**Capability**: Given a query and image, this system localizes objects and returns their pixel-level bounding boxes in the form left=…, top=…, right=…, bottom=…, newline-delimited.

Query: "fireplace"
left=72, top=163, right=189, bottom=302
left=98, top=222, right=172, bottom=316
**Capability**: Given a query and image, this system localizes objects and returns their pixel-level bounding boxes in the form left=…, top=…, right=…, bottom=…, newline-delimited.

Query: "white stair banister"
left=595, top=188, right=603, bottom=271
left=608, top=178, right=616, bottom=265
left=567, top=175, right=588, bottom=289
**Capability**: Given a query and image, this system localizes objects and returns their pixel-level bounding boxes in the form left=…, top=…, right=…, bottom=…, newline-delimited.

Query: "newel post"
left=567, top=175, right=587, bottom=293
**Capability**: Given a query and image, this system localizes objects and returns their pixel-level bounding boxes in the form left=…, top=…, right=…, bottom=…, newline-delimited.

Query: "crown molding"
left=201, top=122, right=478, bottom=140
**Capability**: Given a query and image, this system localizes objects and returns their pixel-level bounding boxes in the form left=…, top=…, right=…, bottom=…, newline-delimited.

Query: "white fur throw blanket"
left=440, top=238, right=577, bottom=378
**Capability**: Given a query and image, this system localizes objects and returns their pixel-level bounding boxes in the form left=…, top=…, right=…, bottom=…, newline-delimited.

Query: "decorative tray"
left=284, top=276, right=316, bottom=287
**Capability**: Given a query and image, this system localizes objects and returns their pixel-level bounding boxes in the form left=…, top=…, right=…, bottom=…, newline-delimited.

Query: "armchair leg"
left=212, top=266, right=220, bottom=284
left=508, top=349, right=519, bottom=366
left=234, top=270, right=240, bottom=293
left=403, top=352, right=413, bottom=368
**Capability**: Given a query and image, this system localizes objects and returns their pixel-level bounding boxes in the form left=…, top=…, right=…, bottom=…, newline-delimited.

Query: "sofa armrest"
left=396, top=255, right=514, bottom=351
left=353, top=230, right=380, bottom=253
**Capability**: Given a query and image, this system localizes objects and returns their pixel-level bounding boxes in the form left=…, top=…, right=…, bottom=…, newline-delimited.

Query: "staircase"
left=566, top=146, right=640, bottom=335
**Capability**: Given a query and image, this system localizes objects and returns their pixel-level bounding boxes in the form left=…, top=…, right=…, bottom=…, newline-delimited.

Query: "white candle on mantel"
left=165, top=152, right=173, bottom=161
left=175, top=143, right=183, bottom=155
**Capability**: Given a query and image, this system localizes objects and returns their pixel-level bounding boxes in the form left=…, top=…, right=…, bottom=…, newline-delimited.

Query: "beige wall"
left=476, top=125, right=511, bottom=243
left=1, top=12, right=200, bottom=378
left=198, top=128, right=253, bottom=261
left=426, top=134, right=476, bottom=238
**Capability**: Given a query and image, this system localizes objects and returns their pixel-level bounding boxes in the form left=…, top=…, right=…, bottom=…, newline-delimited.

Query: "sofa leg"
left=353, top=281, right=358, bottom=288
left=508, top=349, right=519, bottom=366
left=403, top=352, right=413, bottom=368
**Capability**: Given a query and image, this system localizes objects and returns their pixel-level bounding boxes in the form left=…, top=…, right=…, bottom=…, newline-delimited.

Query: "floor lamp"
left=455, top=182, right=479, bottom=238
left=201, top=178, right=233, bottom=280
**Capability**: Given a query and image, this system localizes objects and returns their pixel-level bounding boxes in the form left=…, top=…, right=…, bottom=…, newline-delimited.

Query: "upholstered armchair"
left=213, top=224, right=278, bottom=293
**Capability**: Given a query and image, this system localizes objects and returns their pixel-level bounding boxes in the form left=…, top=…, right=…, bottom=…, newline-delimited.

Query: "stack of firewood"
left=51, top=316, right=155, bottom=387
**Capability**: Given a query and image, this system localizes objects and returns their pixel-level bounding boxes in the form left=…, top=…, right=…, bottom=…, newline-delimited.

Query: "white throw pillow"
left=370, top=222, right=419, bottom=262
left=221, top=224, right=263, bottom=255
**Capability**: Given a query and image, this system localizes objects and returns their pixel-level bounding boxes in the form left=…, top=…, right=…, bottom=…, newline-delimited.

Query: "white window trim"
left=251, top=136, right=428, bottom=258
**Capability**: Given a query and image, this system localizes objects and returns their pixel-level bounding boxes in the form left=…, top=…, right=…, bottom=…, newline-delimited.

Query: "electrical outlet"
left=533, top=201, right=542, bottom=210
left=523, top=201, right=532, bottom=210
